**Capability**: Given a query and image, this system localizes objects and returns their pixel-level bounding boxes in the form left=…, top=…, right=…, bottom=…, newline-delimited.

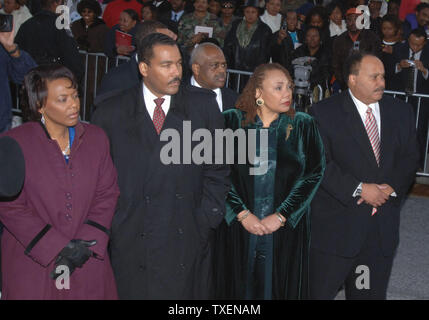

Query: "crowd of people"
left=0, top=0, right=427, bottom=300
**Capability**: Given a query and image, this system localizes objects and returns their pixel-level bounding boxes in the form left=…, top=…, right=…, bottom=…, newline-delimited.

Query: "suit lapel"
left=342, top=91, right=379, bottom=168
left=378, top=96, right=393, bottom=170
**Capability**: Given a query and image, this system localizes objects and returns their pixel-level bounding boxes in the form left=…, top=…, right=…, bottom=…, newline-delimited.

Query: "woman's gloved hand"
left=50, top=239, right=97, bottom=280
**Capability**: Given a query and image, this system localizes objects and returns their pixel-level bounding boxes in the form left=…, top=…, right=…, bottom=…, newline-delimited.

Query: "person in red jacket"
left=103, top=0, right=143, bottom=28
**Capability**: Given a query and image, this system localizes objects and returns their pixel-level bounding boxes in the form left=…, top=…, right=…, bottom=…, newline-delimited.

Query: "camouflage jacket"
left=178, top=12, right=223, bottom=50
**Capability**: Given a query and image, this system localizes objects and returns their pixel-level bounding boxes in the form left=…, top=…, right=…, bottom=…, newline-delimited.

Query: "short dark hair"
left=41, top=0, right=62, bottom=9
left=135, top=20, right=168, bottom=44
left=77, top=0, right=102, bottom=17
left=304, top=6, right=329, bottom=29
left=137, top=33, right=178, bottom=64
left=326, top=1, right=343, bottom=16
left=381, top=14, right=402, bottom=34
left=122, top=8, right=140, bottom=22
left=343, top=51, right=376, bottom=84
left=142, top=3, right=158, bottom=20
left=409, top=27, right=428, bottom=40
left=305, top=25, right=321, bottom=38
left=416, top=3, right=429, bottom=13
left=21, top=64, right=78, bottom=121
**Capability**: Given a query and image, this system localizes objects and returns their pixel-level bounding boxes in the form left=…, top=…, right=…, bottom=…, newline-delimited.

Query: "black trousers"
left=309, top=218, right=395, bottom=300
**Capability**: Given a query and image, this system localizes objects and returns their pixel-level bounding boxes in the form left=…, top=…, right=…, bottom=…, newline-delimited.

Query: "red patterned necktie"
left=153, top=98, right=165, bottom=135
left=364, top=106, right=381, bottom=216
left=365, top=107, right=380, bottom=166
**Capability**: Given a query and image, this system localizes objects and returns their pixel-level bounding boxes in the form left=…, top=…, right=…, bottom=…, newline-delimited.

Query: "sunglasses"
left=222, top=4, right=234, bottom=8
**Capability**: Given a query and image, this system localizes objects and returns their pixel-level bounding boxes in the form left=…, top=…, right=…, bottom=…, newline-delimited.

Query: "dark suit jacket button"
left=175, top=193, right=183, bottom=199
left=179, top=263, right=185, bottom=269
left=145, top=196, right=150, bottom=203
left=139, top=265, right=146, bottom=271
left=212, top=208, right=218, bottom=212
left=140, top=233, right=146, bottom=238
left=178, top=228, right=183, bottom=234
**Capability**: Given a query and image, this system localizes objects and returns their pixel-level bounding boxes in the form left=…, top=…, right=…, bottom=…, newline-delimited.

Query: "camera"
left=292, top=56, right=316, bottom=112
left=407, top=60, right=416, bottom=67
left=281, top=19, right=287, bottom=31
left=292, top=56, right=315, bottom=95
left=0, top=14, right=13, bottom=33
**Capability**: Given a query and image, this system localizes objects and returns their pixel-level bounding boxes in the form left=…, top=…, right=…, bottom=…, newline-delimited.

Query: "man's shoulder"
left=221, top=87, right=238, bottom=98
left=95, top=85, right=140, bottom=113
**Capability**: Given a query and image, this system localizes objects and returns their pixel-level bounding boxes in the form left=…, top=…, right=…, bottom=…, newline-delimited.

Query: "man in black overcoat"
left=309, top=52, right=419, bottom=300
left=92, top=33, right=230, bottom=299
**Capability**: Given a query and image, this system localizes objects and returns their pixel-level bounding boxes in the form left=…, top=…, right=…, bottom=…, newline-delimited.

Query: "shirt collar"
left=191, top=75, right=221, bottom=94
left=143, top=83, right=171, bottom=105
left=348, top=89, right=378, bottom=113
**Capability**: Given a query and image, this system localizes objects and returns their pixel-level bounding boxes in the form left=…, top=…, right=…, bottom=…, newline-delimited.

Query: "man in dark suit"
left=159, top=0, right=187, bottom=35
left=392, top=28, right=429, bottom=167
left=309, top=52, right=419, bottom=300
left=92, top=33, right=230, bottom=299
left=190, top=42, right=238, bottom=112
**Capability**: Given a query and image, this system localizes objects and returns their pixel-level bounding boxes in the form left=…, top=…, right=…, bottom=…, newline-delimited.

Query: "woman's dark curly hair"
left=236, top=63, right=295, bottom=126
left=21, top=64, right=78, bottom=121
left=77, top=0, right=102, bottom=17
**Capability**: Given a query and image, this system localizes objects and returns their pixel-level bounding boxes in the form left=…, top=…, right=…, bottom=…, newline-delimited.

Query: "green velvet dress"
left=213, top=109, right=325, bottom=300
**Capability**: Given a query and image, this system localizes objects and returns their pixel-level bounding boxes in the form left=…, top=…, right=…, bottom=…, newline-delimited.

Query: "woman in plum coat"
left=0, top=64, right=119, bottom=299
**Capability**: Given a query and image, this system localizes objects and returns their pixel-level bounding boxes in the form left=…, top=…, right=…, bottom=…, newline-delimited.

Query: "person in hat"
left=223, top=0, right=272, bottom=75
left=332, top=6, right=382, bottom=89
left=218, top=0, right=239, bottom=41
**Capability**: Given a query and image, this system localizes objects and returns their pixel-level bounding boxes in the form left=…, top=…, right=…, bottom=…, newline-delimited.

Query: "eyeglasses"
left=221, top=4, right=234, bottom=8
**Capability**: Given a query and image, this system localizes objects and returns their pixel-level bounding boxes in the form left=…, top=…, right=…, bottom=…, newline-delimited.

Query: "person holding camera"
left=0, top=21, right=36, bottom=133
left=392, top=28, right=429, bottom=169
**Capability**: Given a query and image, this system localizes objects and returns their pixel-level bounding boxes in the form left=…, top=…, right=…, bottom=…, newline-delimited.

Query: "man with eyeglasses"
left=190, top=42, right=238, bottom=112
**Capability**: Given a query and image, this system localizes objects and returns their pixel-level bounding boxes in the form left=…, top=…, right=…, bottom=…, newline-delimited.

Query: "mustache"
left=215, top=73, right=226, bottom=81
left=168, top=77, right=181, bottom=85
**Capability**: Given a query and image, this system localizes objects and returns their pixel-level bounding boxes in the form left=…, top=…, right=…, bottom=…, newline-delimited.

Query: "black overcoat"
left=92, top=84, right=230, bottom=299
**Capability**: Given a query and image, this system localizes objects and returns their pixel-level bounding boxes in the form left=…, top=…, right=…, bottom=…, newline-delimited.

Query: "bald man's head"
left=190, top=43, right=227, bottom=89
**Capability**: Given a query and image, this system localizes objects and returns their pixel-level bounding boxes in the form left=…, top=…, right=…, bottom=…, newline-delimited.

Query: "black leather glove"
left=50, top=239, right=97, bottom=280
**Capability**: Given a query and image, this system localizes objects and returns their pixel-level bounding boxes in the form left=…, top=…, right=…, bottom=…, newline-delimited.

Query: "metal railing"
left=10, top=53, right=429, bottom=176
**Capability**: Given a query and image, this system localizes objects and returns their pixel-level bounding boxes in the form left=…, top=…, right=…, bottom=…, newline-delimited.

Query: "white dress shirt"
left=171, top=10, right=184, bottom=22
left=349, top=89, right=381, bottom=137
left=191, top=76, right=223, bottom=112
left=143, top=83, right=171, bottom=120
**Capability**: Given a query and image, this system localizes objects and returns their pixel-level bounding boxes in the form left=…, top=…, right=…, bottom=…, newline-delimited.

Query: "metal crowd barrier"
left=10, top=53, right=429, bottom=177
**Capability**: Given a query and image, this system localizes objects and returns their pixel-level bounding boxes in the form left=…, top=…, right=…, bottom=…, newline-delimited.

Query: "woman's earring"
left=256, top=98, right=264, bottom=106
left=41, top=114, right=46, bottom=124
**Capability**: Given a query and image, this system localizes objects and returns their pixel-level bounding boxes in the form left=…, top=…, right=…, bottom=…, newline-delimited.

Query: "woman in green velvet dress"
left=214, top=63, right=325, bottom=300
